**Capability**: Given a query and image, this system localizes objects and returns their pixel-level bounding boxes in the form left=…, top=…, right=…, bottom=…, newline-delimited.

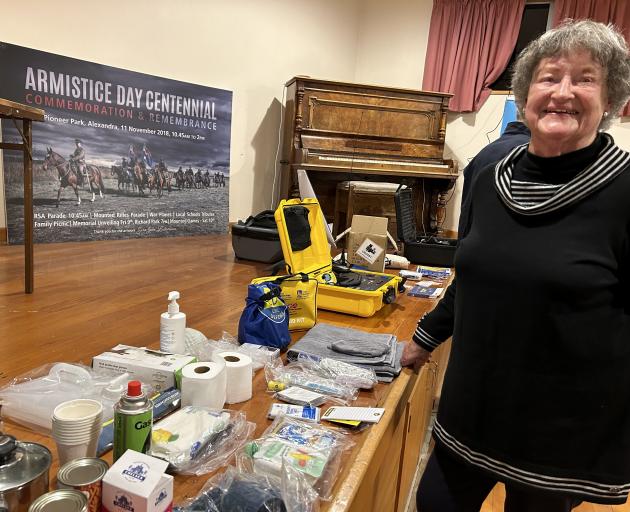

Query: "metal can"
left=57, top=457, right=109, bottom=512
left=113, top=380, right=153, bottom=461
left=28, top=489, right=87, bottom=512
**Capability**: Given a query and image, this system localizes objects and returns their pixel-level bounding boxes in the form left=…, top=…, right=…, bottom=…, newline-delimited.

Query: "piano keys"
left=278, top=76, right=458, bottom=233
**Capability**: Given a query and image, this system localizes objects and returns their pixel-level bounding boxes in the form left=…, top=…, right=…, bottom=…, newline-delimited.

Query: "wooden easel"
left=0, top=98, right=45, bottom=293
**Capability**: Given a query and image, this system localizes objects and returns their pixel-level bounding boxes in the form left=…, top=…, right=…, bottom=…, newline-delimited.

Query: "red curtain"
left=422, top=0, right=525, bottom=112
left=552, top=0, right=630, bottom=116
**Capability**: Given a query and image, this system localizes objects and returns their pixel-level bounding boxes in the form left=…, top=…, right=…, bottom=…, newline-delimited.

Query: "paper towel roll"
left=181, top=357, right=227, bottom=409
left=218, top=351, right=253, bottom=404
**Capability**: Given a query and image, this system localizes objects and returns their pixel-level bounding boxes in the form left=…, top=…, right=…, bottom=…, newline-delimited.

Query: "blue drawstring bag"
left=238, top=281, right=290, bottom=349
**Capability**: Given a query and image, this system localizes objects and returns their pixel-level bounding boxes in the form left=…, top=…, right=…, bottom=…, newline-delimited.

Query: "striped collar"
left=494, top=133, right=630, bottom=216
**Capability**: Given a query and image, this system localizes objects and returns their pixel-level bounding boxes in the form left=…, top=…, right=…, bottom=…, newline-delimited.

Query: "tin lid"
left=58, top=457, right=109, bottom=486
left=0, top=435, right=52, bottom=493
left=28, top=489, right=87, bottom=512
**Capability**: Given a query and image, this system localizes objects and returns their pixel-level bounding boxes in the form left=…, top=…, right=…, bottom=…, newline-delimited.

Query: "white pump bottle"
left=159, top=291, right=187, bottom=354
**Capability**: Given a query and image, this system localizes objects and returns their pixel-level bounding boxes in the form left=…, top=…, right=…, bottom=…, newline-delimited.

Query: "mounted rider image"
left=69, top=139, right=87, bottom=185
left=142, top=144, right=154, bottom=170
left=128, top=144, right=137, bottom=166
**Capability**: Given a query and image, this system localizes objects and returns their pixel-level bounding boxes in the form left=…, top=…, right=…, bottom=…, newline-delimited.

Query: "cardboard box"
left=102, top=450, right=173, bottom=512
left=93, top=345, right=196, bottom=392
left=346, top=215, right=388, bottom=272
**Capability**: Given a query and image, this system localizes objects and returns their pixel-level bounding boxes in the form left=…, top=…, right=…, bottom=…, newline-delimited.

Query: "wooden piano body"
left=279, top=76, right=458, bottom=234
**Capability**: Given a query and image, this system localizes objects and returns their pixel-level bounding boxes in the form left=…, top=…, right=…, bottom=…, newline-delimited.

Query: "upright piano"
left=279, top=76, right=458, bottom=234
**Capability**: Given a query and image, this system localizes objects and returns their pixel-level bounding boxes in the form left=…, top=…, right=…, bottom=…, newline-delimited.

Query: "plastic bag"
left=186, top=331, right=279, bottom=372
left=149, top=406, right=255, bottom=475
left=238, top=282, right=290, bottom=349
left=264, top=361, right=359, bottom=404
left=240, top=416, right=353, bottom=501
left=173, top=465, right=318, bottom=512
left=289, top=355, right=378, bottom=390
left=0, top=363, right=142, bottom=433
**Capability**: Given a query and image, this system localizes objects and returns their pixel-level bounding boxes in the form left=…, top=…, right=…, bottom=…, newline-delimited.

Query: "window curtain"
left=552, top=0, right=630, bottom=116
left=422, top=0, right=525, bottom=113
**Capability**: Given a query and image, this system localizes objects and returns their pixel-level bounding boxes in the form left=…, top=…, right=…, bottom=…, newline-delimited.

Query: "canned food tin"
left=28, top=489, right=88, bottom=511
left=57, top=458, right=109, bottom=512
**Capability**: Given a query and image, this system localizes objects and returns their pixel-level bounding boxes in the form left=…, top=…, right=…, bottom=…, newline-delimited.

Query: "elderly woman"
left=402, top=20, right=630, bottom=511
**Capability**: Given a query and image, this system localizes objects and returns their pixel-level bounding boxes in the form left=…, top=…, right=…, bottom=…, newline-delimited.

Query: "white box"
left=102, top=450, right=173, bottom=512
left=93, top=344, right=196, bottom=392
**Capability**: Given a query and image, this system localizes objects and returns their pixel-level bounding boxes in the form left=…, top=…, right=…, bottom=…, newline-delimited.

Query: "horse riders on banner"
left=69, top=139, right=87, bottom=185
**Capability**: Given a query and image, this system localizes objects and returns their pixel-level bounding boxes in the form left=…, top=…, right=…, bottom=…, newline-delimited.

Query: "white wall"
left=2, top=0, right=630, bottom=234
left=0, top=0, right=362, bottom=228
left=354, top=0, right=433, bottom=89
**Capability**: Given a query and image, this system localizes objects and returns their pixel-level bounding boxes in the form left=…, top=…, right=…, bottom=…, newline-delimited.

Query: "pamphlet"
left=407, top=285, right=444, bottom=298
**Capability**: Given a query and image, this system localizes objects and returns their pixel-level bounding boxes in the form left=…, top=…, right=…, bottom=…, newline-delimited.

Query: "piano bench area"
left=333, top=181, right=404, bottom=242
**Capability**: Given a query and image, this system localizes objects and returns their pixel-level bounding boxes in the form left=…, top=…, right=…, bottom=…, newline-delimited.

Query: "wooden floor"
left=3, top=234, right=630, bottom=512
left=0, top=235, right=262, bottom=383
left=479, top=484, right=630, bottom=512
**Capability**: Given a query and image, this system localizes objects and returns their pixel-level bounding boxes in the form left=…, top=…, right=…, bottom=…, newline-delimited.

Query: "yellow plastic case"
left=272, top=198, right=403, bottom=317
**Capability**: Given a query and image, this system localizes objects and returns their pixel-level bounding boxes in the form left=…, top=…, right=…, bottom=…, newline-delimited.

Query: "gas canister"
left=113, top=380, right=153, bottom=462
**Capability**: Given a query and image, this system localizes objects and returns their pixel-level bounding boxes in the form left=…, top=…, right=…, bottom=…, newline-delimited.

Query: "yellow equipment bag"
left=251, top=273, right=318, bottom=331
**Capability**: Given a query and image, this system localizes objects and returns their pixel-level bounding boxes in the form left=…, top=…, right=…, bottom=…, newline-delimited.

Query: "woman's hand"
left=401, top=341, right=432, bottom=373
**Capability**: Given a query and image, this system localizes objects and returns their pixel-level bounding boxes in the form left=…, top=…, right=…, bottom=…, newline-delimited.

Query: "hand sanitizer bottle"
left=160, top=291, right=187, bottom=354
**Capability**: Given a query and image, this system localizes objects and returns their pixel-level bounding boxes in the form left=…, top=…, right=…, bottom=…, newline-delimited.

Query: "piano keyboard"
left=316, top=155, right=450, bottom=169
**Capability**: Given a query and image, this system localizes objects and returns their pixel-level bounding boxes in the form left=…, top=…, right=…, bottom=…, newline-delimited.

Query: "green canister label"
left=113, top=409, right=152, bottom=461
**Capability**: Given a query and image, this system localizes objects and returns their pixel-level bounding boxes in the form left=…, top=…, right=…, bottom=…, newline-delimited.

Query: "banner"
left=0, top=42, right=232, bottom=244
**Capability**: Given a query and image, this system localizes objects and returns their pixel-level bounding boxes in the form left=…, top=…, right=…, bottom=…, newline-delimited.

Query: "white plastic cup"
left=51, top=399, right=103, bottom=465
left=55, top=435, right=99, bottom=466
left=53, top=399, right=103, bottom=422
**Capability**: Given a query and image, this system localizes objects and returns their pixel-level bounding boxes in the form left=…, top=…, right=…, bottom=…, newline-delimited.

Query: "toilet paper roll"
left=217, top=351, right=253, bottom=404
left=181, top=357, right=227, bottom=409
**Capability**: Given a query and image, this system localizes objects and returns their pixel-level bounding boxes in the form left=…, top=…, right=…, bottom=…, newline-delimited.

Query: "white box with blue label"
left=102, top=450, right=173, bottom=512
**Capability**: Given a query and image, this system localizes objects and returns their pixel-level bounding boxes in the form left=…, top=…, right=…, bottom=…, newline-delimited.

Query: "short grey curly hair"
left=512, top=19, right=630, bottom=131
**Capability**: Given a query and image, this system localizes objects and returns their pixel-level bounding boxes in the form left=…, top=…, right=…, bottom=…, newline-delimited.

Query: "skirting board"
left=0, top=228, right=6, bottom=244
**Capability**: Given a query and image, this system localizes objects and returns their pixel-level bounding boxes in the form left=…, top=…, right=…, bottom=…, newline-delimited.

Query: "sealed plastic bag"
left=0, top=363, right=139, bottom=433
left=185, top=331, right=279, bottom=372
left=238, top=282, right=290, bottom=349
left=240, top=416, right=353, bottom=501
left=174, top=465, right=318, bottom=512
left=288, top=356, right=378, bottom=390
left=265, top=361, right=358, bottom=404
left=150, top=406, right=255, bottom=475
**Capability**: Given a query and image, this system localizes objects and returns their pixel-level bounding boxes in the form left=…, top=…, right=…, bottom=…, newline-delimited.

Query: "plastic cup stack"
left=52, top=399, right=103, bottom=466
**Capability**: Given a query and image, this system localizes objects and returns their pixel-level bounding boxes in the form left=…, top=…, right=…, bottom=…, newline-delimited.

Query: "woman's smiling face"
left=524, top=49, right=609, bottom=157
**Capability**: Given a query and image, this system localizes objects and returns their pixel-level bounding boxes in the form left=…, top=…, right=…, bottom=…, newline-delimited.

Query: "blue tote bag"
left=238, top=281, right=290, bottom=349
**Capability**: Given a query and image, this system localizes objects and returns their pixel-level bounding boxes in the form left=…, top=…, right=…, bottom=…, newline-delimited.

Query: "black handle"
left=383, top=286, right=396, bottom=304
left=0, top=435, right=16, bottom=463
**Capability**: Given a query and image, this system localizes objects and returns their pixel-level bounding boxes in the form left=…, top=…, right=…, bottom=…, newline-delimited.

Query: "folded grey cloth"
left=330, top=339, right=390, bottom=358
left=288, top=323, right=402, bottom=381
left=371, top=342, right=404, bottom=381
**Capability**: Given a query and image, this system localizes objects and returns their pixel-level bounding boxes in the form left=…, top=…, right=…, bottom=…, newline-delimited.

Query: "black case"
left=231, top=211, right=284, bottom=263
left=394, top=187, right=457, bottom=267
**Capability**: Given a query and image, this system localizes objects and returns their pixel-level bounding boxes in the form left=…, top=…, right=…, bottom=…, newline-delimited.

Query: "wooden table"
left=0, top=234, right=450, bottom=511
left=0, top=98, right=45, bottom=293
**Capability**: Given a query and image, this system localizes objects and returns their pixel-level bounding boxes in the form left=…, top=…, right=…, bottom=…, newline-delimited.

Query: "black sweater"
left=413, top=134, right=630, bottom=503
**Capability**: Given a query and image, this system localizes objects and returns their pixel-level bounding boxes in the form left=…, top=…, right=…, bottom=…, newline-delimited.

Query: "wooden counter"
left=0, top=234, right=449, bottom=511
